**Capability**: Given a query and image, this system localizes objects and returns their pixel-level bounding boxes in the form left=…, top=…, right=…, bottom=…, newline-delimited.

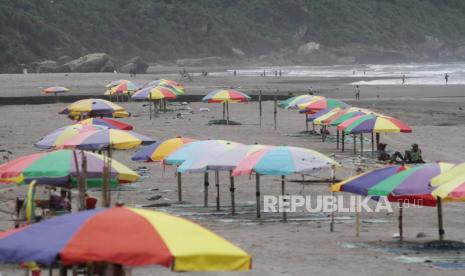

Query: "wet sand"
left=0, top=72, right=465, bottom=275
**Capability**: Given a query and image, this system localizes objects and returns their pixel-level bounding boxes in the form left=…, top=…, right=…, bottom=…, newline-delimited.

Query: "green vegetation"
left=2, top=0, right=465, bottom=71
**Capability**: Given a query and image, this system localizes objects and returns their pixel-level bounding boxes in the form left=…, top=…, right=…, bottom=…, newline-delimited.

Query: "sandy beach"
left=1, top=71, right=465, bottom=275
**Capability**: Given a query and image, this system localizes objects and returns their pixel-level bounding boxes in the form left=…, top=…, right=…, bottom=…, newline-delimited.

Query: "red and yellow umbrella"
left=202, top=89, right=250, bottom=103
left=0, top=206, right=251, bottom=271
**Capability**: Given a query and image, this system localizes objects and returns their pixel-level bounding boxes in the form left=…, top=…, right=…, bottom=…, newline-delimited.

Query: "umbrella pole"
left=79, top=150, right=87, bottom=211
left=371, top=132, right=375, bottom=155
left=274, top=91, right=277, bottom=130
left=149, top=94, right=153, bottom=120
left=305, top=114, right=309, bottom=133
left=437, top=197, right=445, bottom=240
left=342, top=132, right=345, bottom=152
left=330, top=164, right=336, bottom=232
left=376, top=133, right=380, bottom=148
left=336, top=130, right=340, bottom=149
left=230, top=171, right=236, bottom=215
left=222, top=102, right=225, bottom=121
left=281, top=175, right=287, bottom=222
left=353, top=134, right=357, bottom=155
left=72, top=150, right=84, bottom=211
left=355, top=196, right=360, bottom=237
left=360, top=133, right=363, bottom=155
left=256, top=173, right=261, bottom=218
left=204, top=172, right=209, bottom=207
left=215, top=170, right=220, bottom=211
left=399, top=201, right=403, bottom=241
left=226, top=101, right=230, bottom=125
left=177, top=171, right=182, bottom=203
left=312, top=122, right=315, bottom=133
left=259, top=90, right=263, bottom=128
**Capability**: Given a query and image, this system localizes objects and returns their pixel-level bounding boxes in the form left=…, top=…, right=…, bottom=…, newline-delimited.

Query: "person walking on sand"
left=401, top=74, right=406, bottom=85
left=445, top=73, right=449, bottom=86
left=354, top=85, right=360, bottom=100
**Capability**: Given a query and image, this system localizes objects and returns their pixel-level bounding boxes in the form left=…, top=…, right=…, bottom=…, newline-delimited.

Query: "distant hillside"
left=3, top=0, right=465, bottom=71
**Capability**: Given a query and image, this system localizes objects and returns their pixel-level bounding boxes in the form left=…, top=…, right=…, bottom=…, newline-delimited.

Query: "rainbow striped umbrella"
left=278, top=95, right=321, bottom=109
left=329, top=109, right=372, bottom=127
left=202, top=89, right=250, bottom=103
left=298, top=97, right=350, bottom=113
left=0, top=206, right=251, bottom=271
left=233, top=146, right=336, bottom=219
left=142, top=79, right=185, bottom=95
left=132, top=86, right=178, bottom=101
left=59, top=99, right=127, bottom=117
left=0, top=150, right=139, bottom=187
left=431, top=163, right=465, bottom=199
left=337, top=114, right=412, bottom=134
left=105, top=80, right=138, bottom=95
left=35, top=125, right=107, bottom=150
left=75, top=118, right=133, bottom=130
left=43, top=86, right=70, bottom=95
left=132, top=137, right=196, bottom=162
left=60, top=129, right=155, bottom=150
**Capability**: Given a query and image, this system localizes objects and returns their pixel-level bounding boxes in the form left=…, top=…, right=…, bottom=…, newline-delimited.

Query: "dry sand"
left=0, top=71, right=465, bottom=275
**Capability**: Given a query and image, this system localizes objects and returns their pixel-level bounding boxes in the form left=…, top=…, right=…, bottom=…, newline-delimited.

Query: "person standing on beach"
left=233, top=70, right=237, bottom=76
left=401, top=74, right=406, bottom=85
left=279, top=70, right=282, bottom=77
left=445, top=73, right=449, bottom=86
left=354, top=85, right=360, bottom=100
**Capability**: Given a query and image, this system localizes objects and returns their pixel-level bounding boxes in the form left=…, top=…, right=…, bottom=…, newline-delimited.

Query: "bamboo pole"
left=273, top=92, right=278, bottom=130
left=336, top=130, right=340, bottom=149
left=437, top=197, right=445, bottom=240
left=353, top=134, right=357, bottom=155
left=330, top=164, right=336, bottom=232
left=399, top=201, right=403, bottom=241
left=204, top=172, right=209, bottom=207
left=360, top=133, right=363, bottom=154
left=215, top=170, right=220, bottom=211
left=281, top=175, right=287, bottom=222
left=305, top=114, right=309, bottom=132
left=230, top=171, right=236, bottom=215
left=256, top=173, right=261, bottom=218
left=226, top=101, right=230, bottom=125
left=259, top=90, right=262, bottom=128
left=177, top=171, right=182, bottom=203
left=342, top=132, right=345, bottom=152
left=355, top=196, right=360, bottom=237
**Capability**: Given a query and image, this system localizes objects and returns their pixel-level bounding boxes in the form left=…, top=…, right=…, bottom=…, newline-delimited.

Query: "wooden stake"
left=281, top=175, right=287, bottom=222
left=177, top=171, right=182, bottom=203
left=259, top=90, right=262, bottom=128
left=437, top=197, right=445, bottom=240
left=273, top=91, right=278, bottom=130
left=230, top=171, right=236, bottom=215
left=204, top=172, right=209, bottom=207
left=256, top=173, right=261, bottom=218
left=215, top=170, right=220, bottom=211
left=399, top=201, right=403, bottom=241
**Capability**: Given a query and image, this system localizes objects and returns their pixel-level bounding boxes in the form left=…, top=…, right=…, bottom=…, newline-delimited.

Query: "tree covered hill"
left=2, top=0, right=465, bottom=71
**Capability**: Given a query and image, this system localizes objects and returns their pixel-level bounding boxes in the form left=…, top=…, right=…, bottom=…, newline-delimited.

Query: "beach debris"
left=199, top=108, right=210, bottom=112
left=416, top=232, right=427, bottom=238
left=146, top=195, right=163, bottom=201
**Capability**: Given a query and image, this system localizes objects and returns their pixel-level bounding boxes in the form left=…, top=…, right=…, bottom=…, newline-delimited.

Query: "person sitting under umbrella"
left=50, top=189, right=71, bottom=212
left=390, top=143, right=424, bottom=164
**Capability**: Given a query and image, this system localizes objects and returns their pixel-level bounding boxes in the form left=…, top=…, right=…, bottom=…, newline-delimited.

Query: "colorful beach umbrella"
left=337, top=114, right=412, bottom=134
left=329, top=109, right=372, bottom=127
left=0, top=150, right=139, bottom=187
left=431, top=163, right=465, bottom=199
left=105, top=80, right=137, bottom=95
left=202, top=89, right=250, bottom=125
left=60, top=129, right=155, bottom=150
left=35, top=125, right=107, bottom=150
left=298, top=97, right=350, bottom=113
left=233, top=146, right=336, bottom=219
left=59, top=99, right=127, bottom=117
left=0, top=206, right=251, bottom=271
left=43, top=86, right=70, bottom=95
left=142, top=79, right=185, bottom=95
left=278, top=95, right=321, bottom=110
left=132, top=137, right=196, bottom=162
left=132, top=86, right=178, bottom=101
left=75, top=118, right=133, bottom=130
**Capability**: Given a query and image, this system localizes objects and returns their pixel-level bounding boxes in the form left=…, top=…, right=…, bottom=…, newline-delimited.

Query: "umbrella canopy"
left=164, top=140, right=241, bottom=166
left=307, top=107, right=338, bottom=122
left=132, top=86, right=178, bottom=101
left=142, top=79, right=185, bottom=95
left=0, top=150, right=139, bottom=187
left=132, top=137, right=196, bottom=162
left=60, top=129, right=155, bottom=150
left=0, top=206, right=251, bottom=271
left=59, top=99, right=127, bottom=117
left=35, top=125, right=107, bottom=150
left=431, top=163, right=465, bottom=199
left=232, top=146, right=336, bottom=176
left=43, top=86, right=70, bottom=95
left=278, top=95, right=321, bottom=110
left=176, top=142, right=244, bottom=173
left=207, top=145, right=272, bottom=171
left=75, top=118, right=133, bottom=130
left=105, top=80, right=137, bottom=95
left=367, top=162, right=454, bottom=197
left=328, top=109, right=372, bottom=127
left=202, top=89, right=251, bottom=103
left=337, top=114, right=412, bottom=134
left=298, top=97, right=350, bottom=113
